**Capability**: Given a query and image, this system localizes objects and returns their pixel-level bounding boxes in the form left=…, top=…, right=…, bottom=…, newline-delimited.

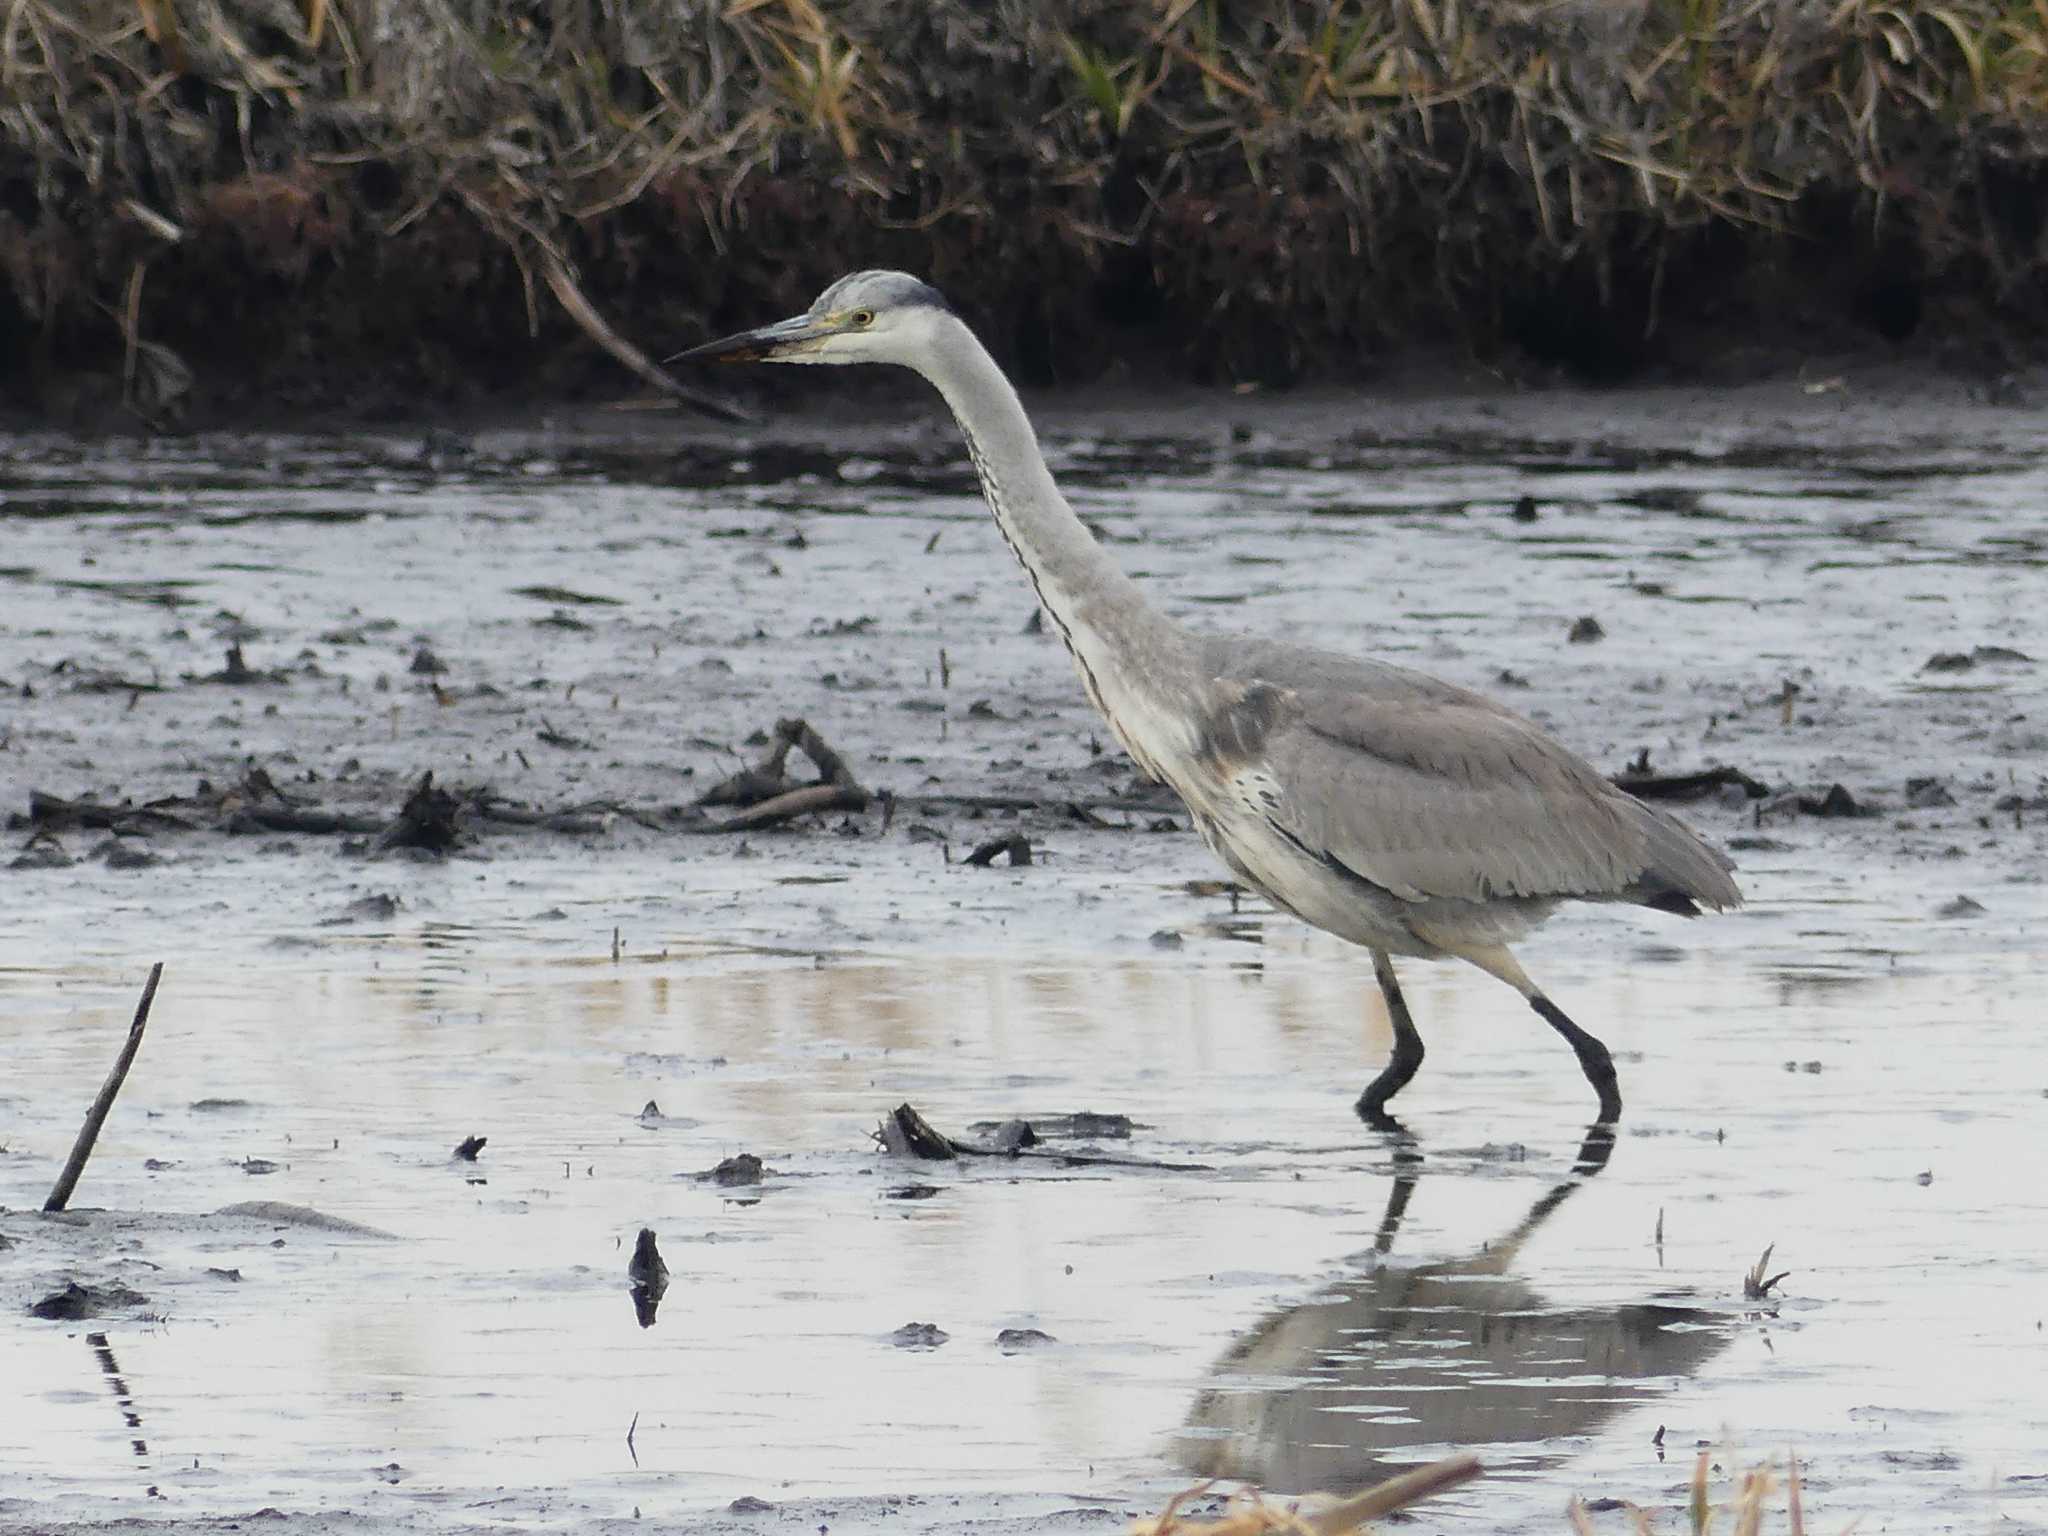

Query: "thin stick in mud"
left=44, top=962, right=164, bottom=1214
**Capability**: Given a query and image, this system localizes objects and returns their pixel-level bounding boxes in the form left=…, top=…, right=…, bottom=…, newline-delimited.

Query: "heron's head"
left=673, top=271, right=955, bottom=369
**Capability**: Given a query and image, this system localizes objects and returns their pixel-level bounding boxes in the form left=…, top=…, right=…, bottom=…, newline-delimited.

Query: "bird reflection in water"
left=1181, top=1129, right=1731, bottom=1495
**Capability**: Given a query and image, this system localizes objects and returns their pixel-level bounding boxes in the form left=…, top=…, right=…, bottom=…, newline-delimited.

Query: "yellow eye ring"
left=851, top=308, right=876, bottom=327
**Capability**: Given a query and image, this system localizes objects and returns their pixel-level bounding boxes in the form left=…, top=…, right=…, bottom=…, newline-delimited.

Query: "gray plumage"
left=1197, top=634, right=1738, bottom=913
left=680, top=269, right=1743, bottom=1124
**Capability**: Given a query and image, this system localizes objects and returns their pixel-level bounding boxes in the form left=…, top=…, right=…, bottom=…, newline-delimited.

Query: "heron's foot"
left=1530, top=995, right=1623, bottom=1125
left=1358, top=1102, right=1408, bottom=1136
left=1355, top=1036, right=1426, bottom=1127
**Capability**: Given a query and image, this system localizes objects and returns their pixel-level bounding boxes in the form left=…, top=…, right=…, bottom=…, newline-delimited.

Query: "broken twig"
left=696, top=718, right=870, bottom=830
left=45, top=964, right=163, bottom=1213
left=1744, top=1243, right=1790, bottom=1299
left=541, top=252, right=748, bottom=424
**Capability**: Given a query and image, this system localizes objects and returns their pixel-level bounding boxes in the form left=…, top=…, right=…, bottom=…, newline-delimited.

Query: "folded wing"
left=1214, top=676, right=1740, bottom=913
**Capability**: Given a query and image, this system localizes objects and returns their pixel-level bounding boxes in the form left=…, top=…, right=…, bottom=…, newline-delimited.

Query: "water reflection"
left=86, top=1331, right=151, bottom=1464
left=1182, top=1130, right=1730, bottom=1494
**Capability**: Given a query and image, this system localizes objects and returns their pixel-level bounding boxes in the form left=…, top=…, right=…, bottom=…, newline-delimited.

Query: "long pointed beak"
left=667, top=313, right=825, bottom=365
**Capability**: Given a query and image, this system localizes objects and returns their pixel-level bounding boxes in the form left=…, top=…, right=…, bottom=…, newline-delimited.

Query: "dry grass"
left=1134, top=1454, right=1483, bottom=1536
left=1563, top=1448, right=1814, bottom=1536
left=1144, top=1448, right=1821, bottom=1536
left=6, top=0, right=2048, bottom=411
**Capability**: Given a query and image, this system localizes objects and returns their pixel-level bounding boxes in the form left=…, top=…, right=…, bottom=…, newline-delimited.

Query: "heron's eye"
left=850, top=308, right=876, bottom=328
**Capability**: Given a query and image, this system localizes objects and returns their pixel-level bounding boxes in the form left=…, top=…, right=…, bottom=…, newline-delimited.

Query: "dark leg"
left=1357, top=950, right=1426, bottom=1128
left=1530, top=994, right=1622, bottom=1124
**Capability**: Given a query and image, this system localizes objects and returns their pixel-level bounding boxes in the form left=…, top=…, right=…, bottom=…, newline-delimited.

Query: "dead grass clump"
left=1567, top=1447, right=1814, bottom=1536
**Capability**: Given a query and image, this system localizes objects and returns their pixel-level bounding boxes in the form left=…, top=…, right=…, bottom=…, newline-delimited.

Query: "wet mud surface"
left=2, top=376, right=2046, bottom=1533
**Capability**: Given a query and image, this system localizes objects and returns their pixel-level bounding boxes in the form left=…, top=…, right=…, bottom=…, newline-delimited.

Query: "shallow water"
left=2, top=398, right=2046, bottom=1530
left=3, top=934, right=2045, bottom=1528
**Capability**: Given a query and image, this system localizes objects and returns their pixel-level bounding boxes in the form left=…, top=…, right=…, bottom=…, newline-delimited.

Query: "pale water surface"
left=2, top=407, right=2045, bottom=1530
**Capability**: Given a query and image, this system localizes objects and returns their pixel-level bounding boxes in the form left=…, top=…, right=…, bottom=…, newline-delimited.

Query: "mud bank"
left=3, top=372, right=2044, bottom=899
left=11, top=1, right=2048, bottom=425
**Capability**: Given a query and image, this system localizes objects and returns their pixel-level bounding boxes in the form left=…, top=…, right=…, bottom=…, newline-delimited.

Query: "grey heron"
left=678, top=271, right=1741, bottom=1126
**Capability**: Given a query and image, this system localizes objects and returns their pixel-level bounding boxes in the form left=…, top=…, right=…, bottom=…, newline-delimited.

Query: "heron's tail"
left=1627, top=798, right=1743, bottom=914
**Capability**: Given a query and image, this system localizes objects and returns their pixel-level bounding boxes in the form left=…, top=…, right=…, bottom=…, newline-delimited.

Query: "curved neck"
left=914, top=321, right=1197, bottom=762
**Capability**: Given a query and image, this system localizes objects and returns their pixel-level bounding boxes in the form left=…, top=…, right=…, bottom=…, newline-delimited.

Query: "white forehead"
left=811, top=270, right=952, bottom=316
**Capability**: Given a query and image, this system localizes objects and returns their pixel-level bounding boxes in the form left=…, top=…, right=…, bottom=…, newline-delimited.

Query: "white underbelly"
left=1193, top=805, right=1428, bottom=952
left=1179, top=788, right=1552, bottom=959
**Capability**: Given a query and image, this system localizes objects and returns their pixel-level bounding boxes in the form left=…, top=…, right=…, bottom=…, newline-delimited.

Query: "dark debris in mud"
left=891, top=1321, right=950, bottom=1349
left=696, top=717, right=871, bottom=833
left=11, top=726, right=1820, bottom=874
left=964, top=832, right=1034, bottom=867
left=878, top=1102, right=1205, bottom=1172
left=1615, top=752, right=1769, bottom=802
left=1786, top=783, right=1878, bottom=819
left=28, top=1280, right=149, bottom=1320
left=995, top=1327, right=1057, bottom=1352
left=1922, top=645, right=2033, bottom=673
left=628, top=1227, right=670, bottom=1328
left=877, top=1105, right=959, bottom=1161
left=192, top=643, right=289, bottom=687
left=700, top=1153, right=768, bottom=1186
left=327, top=893, right=402, bottom=924
left=381, top=772, right=468, bottom=854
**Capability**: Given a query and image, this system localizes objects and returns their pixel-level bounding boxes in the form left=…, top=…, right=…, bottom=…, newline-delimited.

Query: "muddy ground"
left=2, top=367, right=2046, bottom=1534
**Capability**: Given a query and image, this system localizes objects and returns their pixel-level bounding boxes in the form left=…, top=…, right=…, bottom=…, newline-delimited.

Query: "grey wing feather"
left=1199, top=634, right=1491, bottom=712
left=1200, top=635, right=1741, bottom=911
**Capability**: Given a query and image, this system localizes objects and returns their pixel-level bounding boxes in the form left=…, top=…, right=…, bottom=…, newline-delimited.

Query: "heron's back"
left=1186, top=631, right=1741, bottom=921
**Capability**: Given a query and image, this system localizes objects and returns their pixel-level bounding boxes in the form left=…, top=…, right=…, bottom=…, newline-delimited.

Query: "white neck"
left=912, top=320, right=1198, bottom=774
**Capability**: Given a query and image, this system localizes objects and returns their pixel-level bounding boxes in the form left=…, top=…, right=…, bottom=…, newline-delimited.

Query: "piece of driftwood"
left=964, top=832, right=1032, bottom=866
left=223, top=805, right=386, bottom=835
left=695, top=718, right=870, bottom=830
left=1612, top=764, right=1769, bottom=801
left=23, top=792, right=193, bottom=833
left=875, top=1102, right=1210, bottom=1172
left=719, top=782, right=860, bottom=831
left=876, top=1103, right=959, bottom=1159
left=45, top=964, right=163, bottom=1213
